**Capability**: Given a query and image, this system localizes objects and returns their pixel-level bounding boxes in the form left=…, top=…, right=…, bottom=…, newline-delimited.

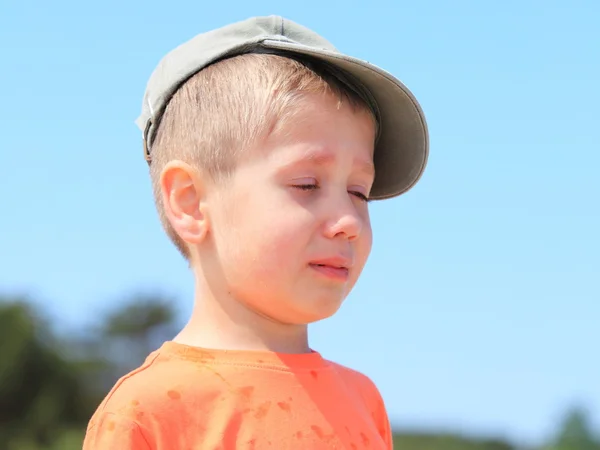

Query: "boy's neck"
left=173, top=278, right=311, bottom=355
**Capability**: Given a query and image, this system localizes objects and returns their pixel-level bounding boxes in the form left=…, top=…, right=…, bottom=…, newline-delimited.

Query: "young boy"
left=83, top=15, right=428, bottom=450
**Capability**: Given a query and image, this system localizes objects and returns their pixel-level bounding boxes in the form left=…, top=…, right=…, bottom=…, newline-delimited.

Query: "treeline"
left=0, top=294, right=597, bottom=450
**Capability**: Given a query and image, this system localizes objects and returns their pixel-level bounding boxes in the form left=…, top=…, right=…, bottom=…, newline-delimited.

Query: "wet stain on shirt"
left=238, top=386, right=255, bottom=398
left=277, top=401, right=291, bottom=412
left=360, top=432, right=370, bottom=446
left=167, top=390, right=181, bottom=400
left=254, top=401, right=271, bottom=419
left=311, top=425, right=325, bottom=439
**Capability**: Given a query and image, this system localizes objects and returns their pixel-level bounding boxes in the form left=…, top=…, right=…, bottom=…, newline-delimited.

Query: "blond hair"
left=149, top=52, right=376, bottom=260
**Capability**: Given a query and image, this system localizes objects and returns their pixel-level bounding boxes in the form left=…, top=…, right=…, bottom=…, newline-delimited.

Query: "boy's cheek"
left=225, top=226, right=297, bottom=270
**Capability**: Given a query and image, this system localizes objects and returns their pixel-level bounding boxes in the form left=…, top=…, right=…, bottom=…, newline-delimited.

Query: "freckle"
left=311, top=425, right=325, bottom=439
left=135, top=411, right=144, bottom=420
left=131, top=400, right=140, bottom=406
left=351, top=444, right=357, bottom=450
left=107, top=421, right=115, bottom=431
left=310, top=370, right=318, bottom=380
left=296, top=431, right=303, bottom=439
left=360, top=432, right=370, bottom=446
left=254, top=401, right=271, bottom=419
left=238, top=386, right=255, bottom=398
left=277, top=401, right=291, bottom=412
left=257, top=359, right=264, bottom=363
left=167, top=390, right=181, bottom=400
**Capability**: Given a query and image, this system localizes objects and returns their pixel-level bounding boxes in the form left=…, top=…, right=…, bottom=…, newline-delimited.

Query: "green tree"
left=0, top=298, right=92, bottom=449
left=0, top=293, right=180, bottom=449
left=95, top=293, right=179, bottom=383
left=549, top=405, right=600, bottom=450
left=392, top=431, right=515, bottom=450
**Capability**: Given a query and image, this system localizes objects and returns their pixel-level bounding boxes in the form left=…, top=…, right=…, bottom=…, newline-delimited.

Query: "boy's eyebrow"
left=283, top=149, right=376, bottom=177
left=356, top=159, right=376, bottom=177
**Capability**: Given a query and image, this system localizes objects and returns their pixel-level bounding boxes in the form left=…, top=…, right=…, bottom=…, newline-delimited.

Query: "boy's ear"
left=160, top=161, right=210, bottom=245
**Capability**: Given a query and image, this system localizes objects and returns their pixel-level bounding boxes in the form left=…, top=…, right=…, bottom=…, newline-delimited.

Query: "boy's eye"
left=292, top=184, right=369, bottom=202
left=350, top=191, right=369, bottom=202
left=293, top=184, right=318, bottom=191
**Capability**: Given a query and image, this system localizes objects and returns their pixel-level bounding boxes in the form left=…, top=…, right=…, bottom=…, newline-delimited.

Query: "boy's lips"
left=308, top=256, right=352, bottom=281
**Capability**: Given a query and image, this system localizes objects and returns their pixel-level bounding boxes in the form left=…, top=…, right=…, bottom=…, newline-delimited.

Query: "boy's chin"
left=267, top=293, right=347, bottom=325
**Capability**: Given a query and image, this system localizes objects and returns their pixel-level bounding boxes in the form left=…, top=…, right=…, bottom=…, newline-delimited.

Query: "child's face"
left=204, top=93, right=376, bottom=325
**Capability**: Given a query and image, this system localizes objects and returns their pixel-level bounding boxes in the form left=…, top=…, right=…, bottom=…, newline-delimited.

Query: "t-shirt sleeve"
left=83, top=412, right=151, bottom=450
left=375, top=396, right=394, bottom=449
left=355, top=373, right=394, bottom=449
left=370, top=384, right=393, bottom=449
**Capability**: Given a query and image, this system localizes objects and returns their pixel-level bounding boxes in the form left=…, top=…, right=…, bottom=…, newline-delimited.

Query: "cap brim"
left=262, top=40, right=429, bottom=200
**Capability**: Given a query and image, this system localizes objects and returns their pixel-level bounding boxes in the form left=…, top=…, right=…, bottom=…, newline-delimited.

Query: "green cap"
left=136, top=15, right=429, bottom=199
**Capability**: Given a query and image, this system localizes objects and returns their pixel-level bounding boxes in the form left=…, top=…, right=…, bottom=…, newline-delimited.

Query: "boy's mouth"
left=308, top=257, right=352, bottom=281
left=309, top=256, right=351, bottom=269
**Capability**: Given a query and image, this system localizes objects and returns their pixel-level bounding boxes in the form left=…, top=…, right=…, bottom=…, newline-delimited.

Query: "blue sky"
left=1, top=0, right=598, bottom=446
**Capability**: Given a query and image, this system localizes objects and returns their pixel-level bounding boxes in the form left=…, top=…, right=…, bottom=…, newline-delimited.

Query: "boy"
left=83, top=15, right=428, bottom=450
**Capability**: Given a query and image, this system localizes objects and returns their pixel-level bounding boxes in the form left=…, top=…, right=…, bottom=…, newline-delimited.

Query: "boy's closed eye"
left=291, top=182, right=369, bottom=202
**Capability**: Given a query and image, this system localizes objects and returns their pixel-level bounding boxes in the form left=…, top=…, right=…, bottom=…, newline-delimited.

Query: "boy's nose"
left=323, top=206, right=363, bottom=242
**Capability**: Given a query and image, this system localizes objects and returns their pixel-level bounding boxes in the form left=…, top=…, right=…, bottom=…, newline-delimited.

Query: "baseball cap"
left=136, top=15, right=429, bottom=199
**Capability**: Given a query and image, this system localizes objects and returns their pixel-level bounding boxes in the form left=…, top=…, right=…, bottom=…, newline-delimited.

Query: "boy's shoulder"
left=86, top=349, right=175, bottom=426
left=329, top=359, right=381, bottom=392
left=328, top=359, right=389, bottom=413
left=88, top=344, right=220, bottom=420
left=84, top=344, right=227, bottom=448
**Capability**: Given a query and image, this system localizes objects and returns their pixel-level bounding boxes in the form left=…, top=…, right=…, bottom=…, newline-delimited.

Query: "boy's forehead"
left=259, top=100, right=376, bottom=174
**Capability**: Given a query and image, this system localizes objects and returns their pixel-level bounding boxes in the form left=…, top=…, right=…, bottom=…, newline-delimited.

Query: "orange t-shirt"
left=83, top=341, right=393, bottom=449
